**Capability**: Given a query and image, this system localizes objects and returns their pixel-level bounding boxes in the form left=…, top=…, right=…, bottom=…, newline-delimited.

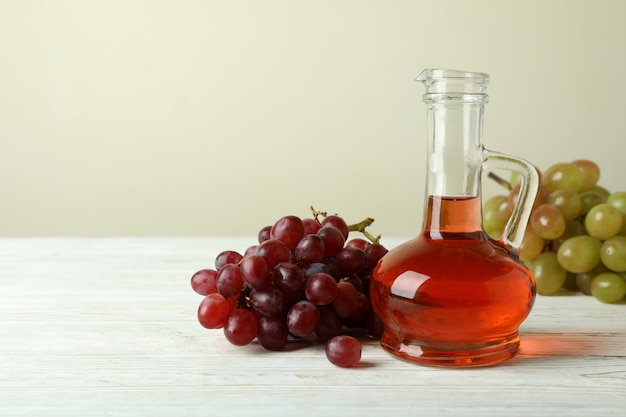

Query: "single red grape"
left=257, top=316, right=288, bottom=351
left=224, top=309, right=258, bottom=346
left=294, top=234, right=325, bottom=265
left=331, top=281, right=359, bottom=318
left=273, top=262, right=306, bottom=295
left=256, top=239, right=291, bottom=269
left=190, top=269, right=218, bottom=295
left=346, top=238, right=368, bottom=250
left=244, top=245, right=258, bottom=256
left=317, top=226, right=345, bottom=257
left=314, top=305, right=343, bottom=341
left=216, top=264, right=244, bottom=300
left=321, top=215, right=349, bottom=239
left=286, top=300, right=320, bottom=337
left=258, top=225, right=272, bottom=244
left=343, top=293, right=370, bottom=328
left=215, top=250, right=243, bottom=270
left=240, top=254, right=271, bottom=289
left=302, top=262, right=329, bottom=278
left=325, top=335, right=362, bottom=367
left=335, top=246, right=367, bottom=276
left=270, top=215, right=305, bottom=251
left=197, top=293, right=235, bottom=329
left=365, top=242, right=388, bottom=268
left=250, top=287, right=285, bottom=317
left=302, top=218, right=321, bottom=235
left=305, top=272, right=338, bottom=305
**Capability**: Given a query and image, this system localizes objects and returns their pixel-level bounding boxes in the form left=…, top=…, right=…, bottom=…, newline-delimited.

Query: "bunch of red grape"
left=190, top=209, right=387, bottom=367
left=484, top=159, right=626, bottom=303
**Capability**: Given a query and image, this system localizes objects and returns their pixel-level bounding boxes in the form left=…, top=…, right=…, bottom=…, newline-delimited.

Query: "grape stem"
left=488, top=172, right=512, bottom=190
left=347, top=217, right=381, bottom=243
left=310, top=206, right=380, bottom=243
left=309, top=206, right=327, bottom=223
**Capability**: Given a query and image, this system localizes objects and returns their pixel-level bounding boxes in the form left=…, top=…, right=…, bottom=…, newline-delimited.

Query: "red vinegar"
left=370, top=196, right=536, bottom=367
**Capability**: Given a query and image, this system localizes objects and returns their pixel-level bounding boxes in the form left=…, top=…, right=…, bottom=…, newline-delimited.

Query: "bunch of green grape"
left=483, top=159, right=626, bottom=303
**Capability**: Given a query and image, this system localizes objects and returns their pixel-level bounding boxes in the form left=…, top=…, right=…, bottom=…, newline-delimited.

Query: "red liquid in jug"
left=370, top=196, right=536, bottom=366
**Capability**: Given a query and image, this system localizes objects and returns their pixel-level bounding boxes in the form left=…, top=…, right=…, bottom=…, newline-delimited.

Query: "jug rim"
left=416, top=69, right=490, bottom=83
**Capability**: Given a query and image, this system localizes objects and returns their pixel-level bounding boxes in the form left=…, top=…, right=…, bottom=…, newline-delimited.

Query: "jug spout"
left=416, top=69, right=490, bottom=95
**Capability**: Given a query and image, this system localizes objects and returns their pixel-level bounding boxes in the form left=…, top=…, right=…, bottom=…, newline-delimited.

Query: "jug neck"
left=418, top=69, right=489, bottom=237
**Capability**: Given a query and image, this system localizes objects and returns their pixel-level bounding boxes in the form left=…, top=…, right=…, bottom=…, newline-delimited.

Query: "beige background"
left=1, top=0, right=625, bottom=238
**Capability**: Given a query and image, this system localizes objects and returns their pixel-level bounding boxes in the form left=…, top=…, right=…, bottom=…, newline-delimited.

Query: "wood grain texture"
left=1, top=238, right=625, bottom=416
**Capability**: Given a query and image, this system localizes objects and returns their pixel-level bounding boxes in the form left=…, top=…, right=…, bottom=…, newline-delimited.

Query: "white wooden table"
left=1, top=238, right=625, bottom=416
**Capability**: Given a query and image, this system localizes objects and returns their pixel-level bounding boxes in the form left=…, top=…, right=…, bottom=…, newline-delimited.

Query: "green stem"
left=347, top=217, right=380, bottom=243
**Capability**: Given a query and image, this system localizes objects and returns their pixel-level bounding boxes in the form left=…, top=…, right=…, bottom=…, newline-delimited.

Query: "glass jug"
left=370, top=69, right=539, bottom=367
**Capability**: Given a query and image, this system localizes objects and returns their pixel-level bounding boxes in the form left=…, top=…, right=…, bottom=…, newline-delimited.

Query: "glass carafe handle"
left=482, top=149, right=540, bottom=252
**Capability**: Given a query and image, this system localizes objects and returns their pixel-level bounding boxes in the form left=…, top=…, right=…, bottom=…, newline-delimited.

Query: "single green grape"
left=483, top=195, right=507, bottom=239
left=530, top=204, right=566, bottom=240
left=605, top=192, right=626, bottom=236
left=494, top=195, right=513, bottom=222
left=510, top=172, right=521, bottom=189
left=590, top=272, right=626, bottom=303
left=607, top=191, right=626, bottom=215
left=600, top=236, right=626, bottom=272
left=530, top=252, right=567, bottom=295
left=579, top=191, right=607, bottom=216
left=541, top=162, right=584, bottom=193
left=557, top=235, right=602, bottom=273
left=519, top=227, right=545, bottom=262
left=552, top=220, right=586, bottom=253
left=584, top=203, right=623, bottom=240
left=571, top=159, right=600, bottom=192
left=592, top=185, right=611, bottom=200
left=575, top=271, right=594, bottom=295
left=483, top=195, right=506, bottom=214
left=547, top=189, right=582, bottom=221
left=576, top=264, right=610, bottom=295
left=562, top=272, right=579, bottom=291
